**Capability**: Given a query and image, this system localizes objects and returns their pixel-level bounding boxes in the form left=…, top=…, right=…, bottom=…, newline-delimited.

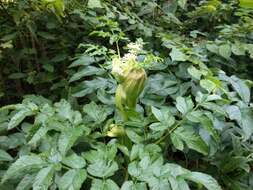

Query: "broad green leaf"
left=176, top=97, right=194, bottom=115
left=177, top=178, right=190, bottom=190
left=58, top=169, right=87, bottom=190
left=220, top=156, right=250, bottom=173
left=164, top=163, right=190, bottom=177
left=69, top=55, right=96, bottom=68
left=170, top=47, right=186, bottom=62
left=221, top=74, right=251, bottom=103
left=226, top=105, right=241, bottom=122
left=121, top=181, right=147, bottom=190
left=151, top=106, right=175, bottom=129
left=1, top=133, right=26, bottom=149
left=148, top=177, right=171, bottom=190
left=246, top=44, right=253, bottom=58
left=83, top=101, right=113, bottom=124
left=186, top=110, right=203, bottom=123
left=230, top=76, right=250, bottom=104
left=201, top=102, right=227, bottom=116
left=91, top=179, right=119, bottom=190
left=54, top=100, right=82, bottom=124
left=8, top=109, right=35, bottom=130
left=171, top=133, right=184, bottom=151
left=168, top=176, right=179, bottom=190
left=183, top=172, right=222, bottom=190
left=62, top=153, right=86, bottom=169
left=28, top=127, right=49, bottom=145
left=69, top=66, right=105, bottom=82
left=200, top=79, right=216, bottom=93
left=187, top=66, right=202, bottom=80
left=206, top=44, right=219, bottom=54
left=0, top=149, right=13, bottom=161
left=199, top=116, right=219, bottom=141
left=126, top=129, right=144, bottom=143
left=151, top=107, right=175, bottom=125
left=171, top=126, right=208, bottom=155
left=219, top=44, right=231, bottom=59
left=16, top=174, right=35, bottom=190
left=178, top=0, right=187, bottom=9
left=1, top=155, right=46, bottom=183
left=97, top=89, right=115, bottom=105
left=149, top=122, right=168, bottom=131
left=58, top=127, right=83, bottom=155
left=130, top=144, right=143, bottom=161
left=231, top=43, right=245, bottom=55
left=88, top=0, right=103, bottom=9
left=240, top=108, right=253, bottom=140
left=8, top=73, right=26, bottom=79
left=87, top=160, right=118, bottom=178
left=33, top=166, right=54, bottom=190
left=128, top=157, right=151, bottom=179
left=83, top=144, right=117, bottom=163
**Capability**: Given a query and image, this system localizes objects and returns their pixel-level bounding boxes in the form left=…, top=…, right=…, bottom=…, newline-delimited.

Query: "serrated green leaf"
left=58, top=169, right=87, bottom=190
left=62, top=153, right=86, bottom=169
left=16, top=174, right=35, bottom=190
left=121, top=181, right=147, bottom=190
left=230, top=76, right=250, bottom=104
left=200, top=79, right=216, bottom=93
left=226, top=105, right=241, bottom=122
left=88, top=0, right=103, bottom=9
left=69, top=55, right=96, bottom=68
left=170, top=47, right=187, bottom=62
left=91, top=179, right=119, bottom=190
left=183, top=172, right=222, bottom=190
left=201, top=102, right=227, bottom=116
left=206, top=44, right=219, bottom=54
left=58, top=127, right=83, bottom=155
left=87, top=160, right=118, bottom=178
left=33, top=165, right=54, bottom=190
left=240, top=108, right=253, bottom=140
left=177, top=178, right=190, bottom=190
left=0, top=149, right=13, bottom=161
left=126, top=129, right=144, bottom=144
left=69, top=66, right=105, bottom=82
left=8, top=109, right=35, bottom=130
left=150, top=107, right=175, bottom=131
left=171, top=133, right=184, bottom=151
left=1, top=155, right=46, bottom=183
left=187, top=66, right=202, bottom=80
left=219, top=44, right=231, bottom=59
left=231, top=43, right=245, bottom=55
left=28, top=127, right=49, bottom=145
left=172, top=126, right=208, bottom=155
left=83, top=101, right=113, bottom=124
left=199, top=116, right=219, bottom=142
left=176, top=97, right=194, bottom=115
left=178, top=0, right=187, bottom=9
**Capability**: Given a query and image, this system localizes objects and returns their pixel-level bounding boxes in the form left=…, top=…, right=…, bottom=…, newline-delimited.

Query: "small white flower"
left=122, top=53, right=137, bottom=62
left=127, top=42, right=142, bottom=52
left=112, top=58, right=124, bottom=76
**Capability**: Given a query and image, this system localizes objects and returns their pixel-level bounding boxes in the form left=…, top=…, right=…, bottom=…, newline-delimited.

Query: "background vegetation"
left=0, top=0, right=253, bottom=189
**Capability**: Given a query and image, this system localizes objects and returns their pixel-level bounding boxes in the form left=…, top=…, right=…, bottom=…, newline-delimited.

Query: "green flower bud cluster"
left=107, top=124, right=125, bottom=137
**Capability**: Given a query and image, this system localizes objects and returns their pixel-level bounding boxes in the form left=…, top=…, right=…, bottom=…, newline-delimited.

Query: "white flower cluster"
left=112, top=40, right=144, bottom=82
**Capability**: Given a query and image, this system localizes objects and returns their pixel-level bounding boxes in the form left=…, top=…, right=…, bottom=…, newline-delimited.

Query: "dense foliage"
left=0, top=0, right=253, bottom=189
